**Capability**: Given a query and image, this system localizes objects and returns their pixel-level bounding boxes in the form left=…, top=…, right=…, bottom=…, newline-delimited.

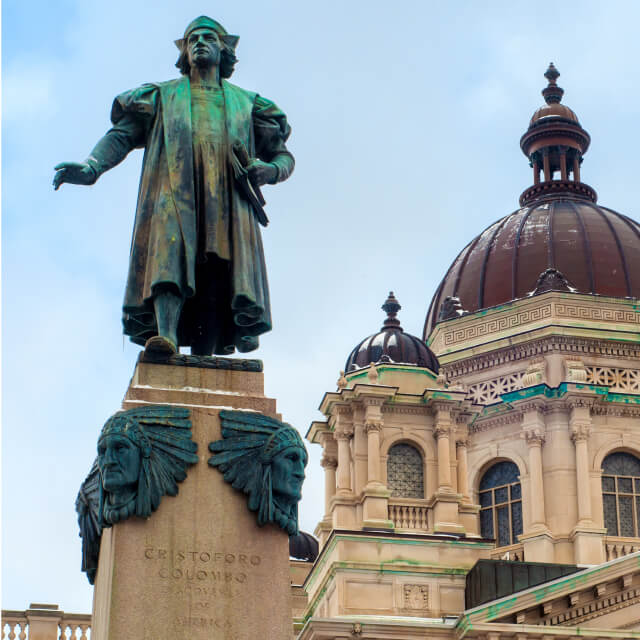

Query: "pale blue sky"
left=4, top=0, right=640, bottom=613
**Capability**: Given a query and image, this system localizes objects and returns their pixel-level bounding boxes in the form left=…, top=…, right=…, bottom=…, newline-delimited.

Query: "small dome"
left=530, top=102, right=579, bottom=125
left=346, top=293, right=439, bottom=373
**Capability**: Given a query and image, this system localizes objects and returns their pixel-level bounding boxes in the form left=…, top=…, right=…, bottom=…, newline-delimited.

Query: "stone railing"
left=604, top=536, right=640, bottom=562
left=388, top=498, right=430, bottom=530
left=490, top=542, right=524, bottom=562
left=2, top=604, right=91, bottom=639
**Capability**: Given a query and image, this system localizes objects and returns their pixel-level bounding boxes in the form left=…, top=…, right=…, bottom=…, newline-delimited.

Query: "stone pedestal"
left=431, top=490, right=465, bottom=534
left=92, top=359, right=292, bottom=640
left=519, top=528, right=555, bottom=563
left=362, top=485, right=393, bottom=529
left=570, top=525, right=606, bottom=565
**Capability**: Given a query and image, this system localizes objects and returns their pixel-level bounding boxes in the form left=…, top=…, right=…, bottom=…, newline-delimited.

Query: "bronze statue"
left=54, top=16, right=294, bottom=356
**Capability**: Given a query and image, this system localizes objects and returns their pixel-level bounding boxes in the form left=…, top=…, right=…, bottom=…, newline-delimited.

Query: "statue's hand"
left=246, top=159, right=278, bottom=186
left=53, top=162, right=97, bottom=190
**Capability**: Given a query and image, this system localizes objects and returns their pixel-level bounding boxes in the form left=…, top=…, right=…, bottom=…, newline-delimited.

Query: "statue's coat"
left=109, top=77, right=291, bottom=353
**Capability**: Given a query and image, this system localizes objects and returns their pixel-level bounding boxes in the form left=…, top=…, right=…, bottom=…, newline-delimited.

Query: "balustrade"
left=388, top=499, right=429, bottom=530
left=604, top=536, right=640, bottom=562
left=1, top=606, right=91, bottom=640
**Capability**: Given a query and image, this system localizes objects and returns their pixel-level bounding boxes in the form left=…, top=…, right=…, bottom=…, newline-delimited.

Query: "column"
left=559, top=146, right=568, bottom=180
left=434, top=405, right=455, bottom=491
left=335, top=429, right=353, bottom=494
left=542, top=148, right=551, bottom=181
left=571, top=421, right=592, bottom=524
left=365, top=420, right=383, bottom=487
left=321, top=454, right=338, bottom=515
left=456, top=439, right=470, bottom=501
left=532, top=157, right=540, bottom=185
left=523, top=427, right=546, bottom=527
left=431, top=404, right=464, bottom=533
left=573, top=155, right=581, bottom=182
left=568, top=398, right=604, bottom=564
left=435, top=425, right=452, bottom=490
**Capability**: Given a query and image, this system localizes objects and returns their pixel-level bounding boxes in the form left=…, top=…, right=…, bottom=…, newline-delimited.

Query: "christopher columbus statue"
left=53, top=16, right=294, bottom=356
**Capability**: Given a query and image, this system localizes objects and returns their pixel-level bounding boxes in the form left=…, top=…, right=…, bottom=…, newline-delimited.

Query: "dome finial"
left=542, top=62, right=564, bottom=104
left=381, top=291, right=402, bottom=331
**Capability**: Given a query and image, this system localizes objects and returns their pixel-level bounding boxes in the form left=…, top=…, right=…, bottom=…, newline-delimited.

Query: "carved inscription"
left=144, top=546, right=263, bottom=630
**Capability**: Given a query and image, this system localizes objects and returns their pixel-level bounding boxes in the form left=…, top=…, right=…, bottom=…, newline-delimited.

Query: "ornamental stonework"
left=403, top=584, right=429, bottom=610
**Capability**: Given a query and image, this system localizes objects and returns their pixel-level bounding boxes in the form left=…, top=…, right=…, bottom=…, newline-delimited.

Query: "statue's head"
left=209, top=411, right=308, bottom=535
left=175, top=16, right=239, bottom=78
left=95, top=406, right=198, bottom=526
left=97, top=416, right=145, bottom=499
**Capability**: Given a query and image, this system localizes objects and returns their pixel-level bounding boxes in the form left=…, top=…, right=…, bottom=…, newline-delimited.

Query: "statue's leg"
left=145, top=284, right=183, bottom=355
left=191, top=329, right=217, bottom=356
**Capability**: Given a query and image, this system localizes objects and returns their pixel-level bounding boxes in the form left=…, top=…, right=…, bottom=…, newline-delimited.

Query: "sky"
left=3, top=0, right=640, bottom=615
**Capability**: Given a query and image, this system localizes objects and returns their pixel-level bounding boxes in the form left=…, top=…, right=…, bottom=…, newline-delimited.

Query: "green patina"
left=54, top=15, right=294, bottom=356
left=347, top=366, right=438, bottom=383
left=209, top=410, right=307, bottom=536
left=304, top=533, right=492, bottom=590
left=485, top=596, right=518, bottom=620
left=430, top=391, right=455, bottom=400
left=532, top=563, right=612, bottom=602
left=456, top=616, right=472, bottom=635
left=77, top=406, right=198, bottom=585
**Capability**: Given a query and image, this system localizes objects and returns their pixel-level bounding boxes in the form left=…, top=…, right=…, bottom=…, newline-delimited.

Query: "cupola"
left=519, top=63, right=594, bottom=205
left=345, top=293, right=439, bottom=373
left=424, top=66, right=640, bottom=340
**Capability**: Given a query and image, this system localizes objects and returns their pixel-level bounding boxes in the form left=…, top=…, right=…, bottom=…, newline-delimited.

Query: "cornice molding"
left=443, top=335, right=640, bottom=379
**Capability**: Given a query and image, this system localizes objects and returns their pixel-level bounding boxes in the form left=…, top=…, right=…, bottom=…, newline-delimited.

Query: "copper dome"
left=424, top=201, right=640, bottom=339
left=347, top=293, right=439, bottom=373
left=424, top=65, right=640, bottom=340
left=530, top=102, right=579, bottom=125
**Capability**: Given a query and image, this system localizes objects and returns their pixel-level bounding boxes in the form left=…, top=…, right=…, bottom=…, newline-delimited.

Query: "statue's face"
left=187, top=28, right=222, bottom=70
left=97, top=433, right=141, bottom=496
left=271, top=446, right=307, bottom=505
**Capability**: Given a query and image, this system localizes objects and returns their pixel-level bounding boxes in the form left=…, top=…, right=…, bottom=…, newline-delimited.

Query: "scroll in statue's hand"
left=53, top=162, right=98, bottom=190
left=246, top=159, right=278, bottom=186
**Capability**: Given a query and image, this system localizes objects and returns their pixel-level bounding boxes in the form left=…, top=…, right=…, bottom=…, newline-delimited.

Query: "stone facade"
left=298, top=288, right=640, bottom=638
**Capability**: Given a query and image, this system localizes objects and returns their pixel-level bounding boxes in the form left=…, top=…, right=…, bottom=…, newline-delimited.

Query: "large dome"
left=424, top=201, right=640, bottom=338
left=424, top=65, right=640, bottom=339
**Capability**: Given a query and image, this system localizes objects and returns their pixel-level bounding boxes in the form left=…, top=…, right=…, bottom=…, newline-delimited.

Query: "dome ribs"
left=588, top=203, right=632, bottom=297
left=567, top=199, right=595, bottom=293
left=612, top=210, right=640, bottom=294
left=424, top=277, right=446, bottom=340
left=512, top=207, right=534, bottom=300
left=453, top=235, right=484, bottom=302
left=478, top=215, right=511, bottom=310
left=547, top=201, right=557, bottom=268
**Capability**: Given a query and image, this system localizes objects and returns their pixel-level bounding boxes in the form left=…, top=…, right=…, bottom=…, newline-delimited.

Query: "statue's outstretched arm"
left=53, top=115, right=144, bottom=190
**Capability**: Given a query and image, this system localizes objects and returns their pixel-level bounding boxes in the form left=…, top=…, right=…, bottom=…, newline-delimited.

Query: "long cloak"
left=102, top=76, right=292, bottom=354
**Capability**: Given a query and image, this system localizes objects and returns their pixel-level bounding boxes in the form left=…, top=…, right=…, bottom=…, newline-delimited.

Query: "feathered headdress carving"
left=76, top=405, right=197, bottom=583
left=208, top=410, right=306, bottom=535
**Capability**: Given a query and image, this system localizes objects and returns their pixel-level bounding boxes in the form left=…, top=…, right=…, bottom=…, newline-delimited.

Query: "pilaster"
left=567, top=394, right=606, bottom=564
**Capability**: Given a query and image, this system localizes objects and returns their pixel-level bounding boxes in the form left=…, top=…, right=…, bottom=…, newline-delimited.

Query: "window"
left=387, top=443, right=424, bottom=499
left=602, top=452, right=640, bottom=537
left=479, top=461, right=522, bottom=546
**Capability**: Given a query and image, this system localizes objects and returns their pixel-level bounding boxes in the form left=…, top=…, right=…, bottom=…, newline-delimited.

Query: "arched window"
left=479, top=461, right=522, bottom=547
left=387, top=443, right=424, bottom=499
left=602, top=452, right=640, bottom=537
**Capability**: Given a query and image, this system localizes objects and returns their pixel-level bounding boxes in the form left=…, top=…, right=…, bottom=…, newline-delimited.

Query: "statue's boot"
left=145, top=288, right=183, bottom=356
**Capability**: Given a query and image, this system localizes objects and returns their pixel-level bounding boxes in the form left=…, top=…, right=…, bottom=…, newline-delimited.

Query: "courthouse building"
left=296, top=65, right=640, bottom=638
